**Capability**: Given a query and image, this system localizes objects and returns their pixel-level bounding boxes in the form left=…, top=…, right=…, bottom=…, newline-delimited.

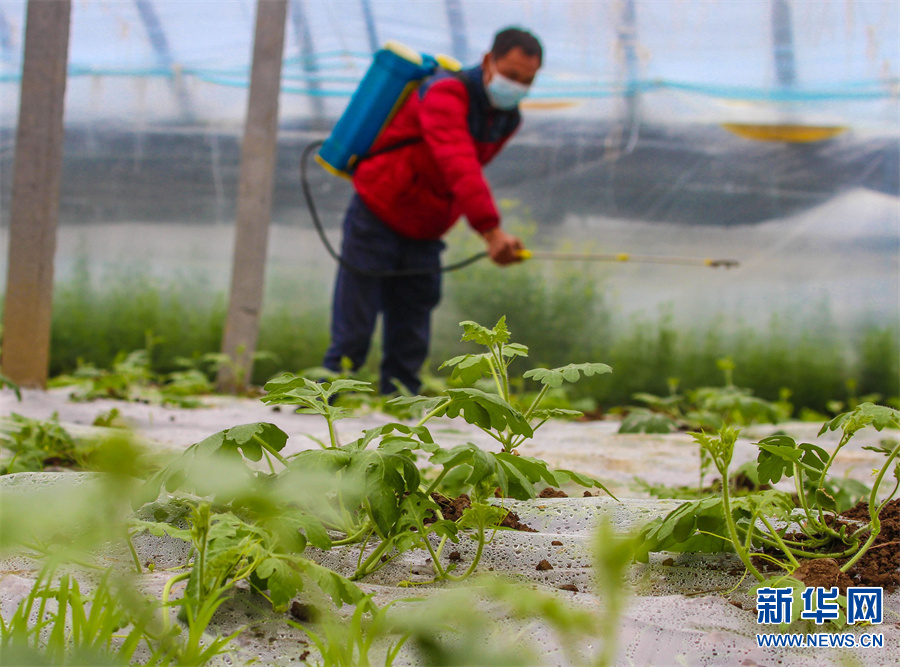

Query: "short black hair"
left=491, top=27, right=543, bottom=65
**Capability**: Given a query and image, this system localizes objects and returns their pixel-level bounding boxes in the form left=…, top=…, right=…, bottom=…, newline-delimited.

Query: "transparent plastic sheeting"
left=0, top=0, right=897, bottom=127
left=0, top=1, right=897, bottom=327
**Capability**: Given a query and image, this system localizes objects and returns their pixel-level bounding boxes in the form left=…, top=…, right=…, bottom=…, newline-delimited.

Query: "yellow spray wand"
left=517, top=249, right=739, bottom=269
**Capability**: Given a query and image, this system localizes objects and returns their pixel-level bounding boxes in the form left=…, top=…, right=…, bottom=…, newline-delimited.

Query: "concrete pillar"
left=217, top=0, right=287, bottom=393
left=1, top=0, right=71, bottom=388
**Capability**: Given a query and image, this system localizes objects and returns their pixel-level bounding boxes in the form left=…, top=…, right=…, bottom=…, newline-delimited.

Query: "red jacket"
left=352, top=66, right=521, bottom=240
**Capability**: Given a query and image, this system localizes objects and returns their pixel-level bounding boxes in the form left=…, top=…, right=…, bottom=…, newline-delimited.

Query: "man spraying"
left=322, top=27, right=543, bottom=395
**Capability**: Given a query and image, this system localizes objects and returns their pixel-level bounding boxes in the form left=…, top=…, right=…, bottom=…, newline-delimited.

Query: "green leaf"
left=384, top=395, right=446, bottom=414
left=458, top=502, right=507, bottom=531
left=345, top=450, right=421, bottom=538
left=443, top=388, right=533, bottom=437
left=552, top=469, right=618, bottom=500
left=255, top=557, right=306, bottom=610
left=523, top=363, right=612, bottom=388
left=797, top=442, right=829, bottom=473
left=618, top=409, right=678, bottom=434
left=532, top=408, right=584, bottom=421
left=349, top=423, right=435, bottom=452
left=439, top=353, right=495, bottom=385
left=820, top=402, right=900, bottom=437
left=862, top=440, right=900, bottom=456
left=303, top=561, right=366, bottom=607
left=755, top=434, right=799, bottom=485
left=137, top=423, right=285, bottom=507
left=128, top=518, right=192, bottom=543
left=221, top=422, right=288, bottom=461
left=636, top=497, right=733, bottom=561
left=429, top=443, right=498, bottom=488
left=459, top=317, right=510, bottom=347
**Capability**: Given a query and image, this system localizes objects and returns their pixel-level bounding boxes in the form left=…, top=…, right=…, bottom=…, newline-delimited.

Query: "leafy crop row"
left=2, top=317, right=898, bottom=663
left=0, top=319, right=627, bottom=664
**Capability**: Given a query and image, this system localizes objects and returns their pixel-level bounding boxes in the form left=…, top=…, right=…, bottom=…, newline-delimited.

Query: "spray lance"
left=301, top=41, right=739, bottom=275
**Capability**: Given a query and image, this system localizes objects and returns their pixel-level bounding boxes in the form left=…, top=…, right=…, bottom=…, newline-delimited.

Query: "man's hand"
left=483, top=227, right=524, bottom=265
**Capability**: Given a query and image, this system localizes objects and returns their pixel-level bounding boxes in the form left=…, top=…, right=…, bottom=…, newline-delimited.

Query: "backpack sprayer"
left=301, top=42, right=739, bottom=275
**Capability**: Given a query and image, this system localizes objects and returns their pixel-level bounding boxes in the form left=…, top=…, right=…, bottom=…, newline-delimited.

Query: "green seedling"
left=391, top=576, right=598, bottom=666
left=619, top=357, right=789, bottom=435
left=0, top=412, right=79, bottom=474
left=255, top=319, right=615, bottom=583
left=0, top=566, right=168, bottom=666
left=637, top=403, right=900, bottom=585
left=594, top=518, right=642, bottom=667
left=289, top=595, right=411, bottom=667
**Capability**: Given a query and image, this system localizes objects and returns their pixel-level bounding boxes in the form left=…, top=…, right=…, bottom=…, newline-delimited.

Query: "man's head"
left=482, top=27, right=542, bottom=110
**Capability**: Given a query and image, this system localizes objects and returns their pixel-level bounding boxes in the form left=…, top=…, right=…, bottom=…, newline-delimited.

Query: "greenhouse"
left=0, top=0, right=898, bottom=665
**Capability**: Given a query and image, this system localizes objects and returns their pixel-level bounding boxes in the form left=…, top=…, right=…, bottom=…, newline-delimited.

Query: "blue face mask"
left=485, top=63, right=530, bottom=110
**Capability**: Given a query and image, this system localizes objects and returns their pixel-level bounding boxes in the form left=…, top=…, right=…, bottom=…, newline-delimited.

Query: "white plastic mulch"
left=1, top=388, right=897, bottom=666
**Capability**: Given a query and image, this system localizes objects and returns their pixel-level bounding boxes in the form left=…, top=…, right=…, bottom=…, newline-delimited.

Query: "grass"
left=2, top=257, right=894, bottom=414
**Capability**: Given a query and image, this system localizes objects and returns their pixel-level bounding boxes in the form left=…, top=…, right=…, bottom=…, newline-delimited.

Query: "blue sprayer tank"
left=316, top=41, right=460, bottom=178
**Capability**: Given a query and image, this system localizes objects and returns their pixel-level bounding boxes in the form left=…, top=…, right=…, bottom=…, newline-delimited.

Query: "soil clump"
left=427, top=493, right=536, bottom=532
left=538, top=487, right=568, bottom=498
left=837, top=498, right=900, bottom=590
left=792, top=558, right=854, bottom=594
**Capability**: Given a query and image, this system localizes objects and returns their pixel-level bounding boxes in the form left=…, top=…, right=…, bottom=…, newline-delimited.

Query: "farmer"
left=322, top=27, right=543, bottom=394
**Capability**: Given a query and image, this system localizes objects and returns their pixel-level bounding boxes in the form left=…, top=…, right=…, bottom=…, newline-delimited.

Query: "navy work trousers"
left=322, top=195, right=444, bottom=395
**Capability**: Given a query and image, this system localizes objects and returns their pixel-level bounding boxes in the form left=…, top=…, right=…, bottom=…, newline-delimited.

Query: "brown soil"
left=289, top=601, right=319, bottom=623
left=429, top=493, right=472, bottom=522
left=536, top=559, right=553, bottom=571
left=792, top=558, right=854, bottom=594
left=836, top=497, right=900, bottom=591
left=428, top=493, right=536, bottom=532
left=538, top=487, right=568, bottom=498
left=577, top=409, right=605, bottom=422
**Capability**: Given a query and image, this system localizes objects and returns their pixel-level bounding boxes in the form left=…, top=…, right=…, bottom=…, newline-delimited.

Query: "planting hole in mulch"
left=427, top=493, right=536, bottom=532
left=289, top=601, right=319, bottom=623
left=836, top=498, right=900, bottom=590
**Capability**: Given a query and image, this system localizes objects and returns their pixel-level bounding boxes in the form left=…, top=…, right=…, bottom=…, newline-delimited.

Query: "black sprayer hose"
left=300, top=141, right=489, bottom=277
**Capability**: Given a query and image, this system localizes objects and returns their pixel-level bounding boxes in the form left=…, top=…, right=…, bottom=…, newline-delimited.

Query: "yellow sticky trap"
left=721, top=123, right=848, bottom=143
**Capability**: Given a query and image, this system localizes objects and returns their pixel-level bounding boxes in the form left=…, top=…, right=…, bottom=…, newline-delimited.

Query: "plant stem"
left=486, top=354, right=506, bottom=399
left=424, top=468, right=449, bottom=496
left=416, top=399, right=450, bottom=428
left=261, top=448, right=277, bottom=475
left=252, top=434, right=289, bottom=466
left=332, top=524, right=373, bottom=547
left=445, top=527, right=487, bottom=581
left=841, top=440, right=900, bottom=572
left=418, top=530, right=447, bottom=579
left=523, top=384, right=549, bottom=421
left=815, top=432, right=851, bottom=491
left=125, top=532, right=143, bottom=573
left=354, top=537, right=393, bottom=580
left=720, top=467, right=765, bottom=582
left=792, top=466, right=819, bottom=528
left=757, top=515, right=800, bottom=569
left=161, top=572, right=190, bottom=635
left=326, top=417, right=339, bottom=449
